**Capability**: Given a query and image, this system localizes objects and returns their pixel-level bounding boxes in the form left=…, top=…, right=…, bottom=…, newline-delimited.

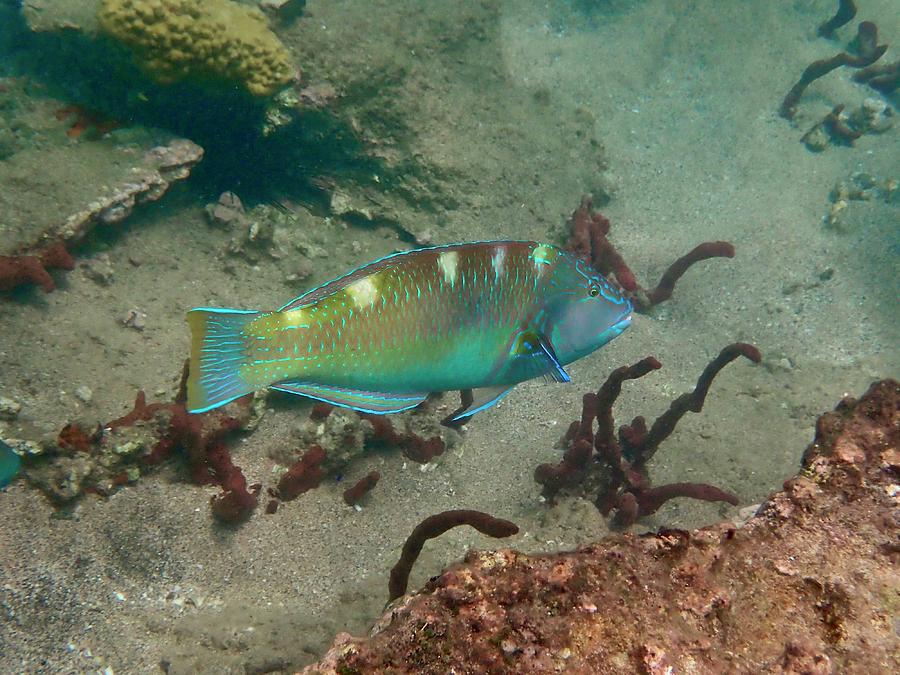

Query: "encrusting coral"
left=305, top=380, right=900, bottom=674
left=98, top=0, right=295, bottom=96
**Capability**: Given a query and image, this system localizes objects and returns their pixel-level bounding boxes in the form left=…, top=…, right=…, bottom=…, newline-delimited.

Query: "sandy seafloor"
left=0, top=1, right=898, bottom=672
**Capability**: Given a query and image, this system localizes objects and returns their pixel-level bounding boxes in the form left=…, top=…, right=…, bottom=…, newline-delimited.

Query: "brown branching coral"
left=388, top=510, right=519, bottom=603
left=0, top=242, right=75, bottom=294
left=780, top=21, right=888, bottom=120
left=565, top=195, right=734, bottom=313
left=817, top=0, right=857, bottom=39
left=535, top=343, right=760, bottom=528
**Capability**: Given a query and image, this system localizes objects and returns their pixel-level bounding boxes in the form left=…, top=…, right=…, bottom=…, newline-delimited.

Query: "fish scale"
left=187, top=240, right=632, bottom=421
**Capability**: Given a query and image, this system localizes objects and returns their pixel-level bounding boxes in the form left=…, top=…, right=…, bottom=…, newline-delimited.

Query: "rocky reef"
left=304, top=380, right=899, bottom=674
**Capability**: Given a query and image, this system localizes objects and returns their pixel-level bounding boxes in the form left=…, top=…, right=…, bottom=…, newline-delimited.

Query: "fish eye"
left=589, top=285, right=600, bottom=297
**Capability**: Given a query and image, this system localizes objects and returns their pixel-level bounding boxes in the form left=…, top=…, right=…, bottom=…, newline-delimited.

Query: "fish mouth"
left=611, top=301, right=633, bottom=334
left=592, top=305, right=632, bottom=347
left=608, top=313, right=632, bottom=338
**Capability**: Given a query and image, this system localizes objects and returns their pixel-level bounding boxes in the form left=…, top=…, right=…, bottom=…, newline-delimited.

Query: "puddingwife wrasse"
left=187, top=241, right=632, bottom=422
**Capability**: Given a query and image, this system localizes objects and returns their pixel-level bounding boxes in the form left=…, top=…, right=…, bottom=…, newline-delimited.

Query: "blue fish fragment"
left=0, top=439, right=21, bottom=489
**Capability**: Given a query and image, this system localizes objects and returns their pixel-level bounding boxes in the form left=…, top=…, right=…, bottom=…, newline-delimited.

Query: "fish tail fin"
left=186, top=307, right=261, bottom=413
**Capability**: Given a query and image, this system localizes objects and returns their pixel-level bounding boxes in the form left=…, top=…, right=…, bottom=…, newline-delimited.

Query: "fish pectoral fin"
left=269, top=381, right=428, bottom=415
left=444, top=385, right=516, bottom=424
left=512, top=330, right=571, bottom=384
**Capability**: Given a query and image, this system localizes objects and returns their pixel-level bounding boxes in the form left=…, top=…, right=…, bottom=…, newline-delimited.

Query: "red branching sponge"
left=343, top=470, right=380, bottom=507
left=275, top=445, right=326, bottom=501
left=780, top=20, right=887, bottom=120
left=57, top=422, right=99, bottom=453
left=207, top=442, right=261, bottom=523
left=388, top=510, right=519, bottom=602
left=565, top=196, right=734, bottom=312
left=360, top=412, right=446, bottom=463
left=103, top=362, right=258, bottom=522
left=535, top=344, right=760, bottom=528
left=0, top=242, right=75, bottom=294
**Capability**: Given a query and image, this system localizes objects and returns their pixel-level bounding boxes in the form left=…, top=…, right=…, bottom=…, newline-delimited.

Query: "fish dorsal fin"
left=277, top=240, right=542, bottom=312
left=511, top=330, right=571, bottom=383
left=445, top=385, right=516, bottom=424
left=270, top=380, right=428, bottom=414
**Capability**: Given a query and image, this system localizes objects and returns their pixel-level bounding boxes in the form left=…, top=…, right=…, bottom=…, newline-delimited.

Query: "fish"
left=187, top=240, right=632, bottom=422
left=0, top=439, right=22, bottom=489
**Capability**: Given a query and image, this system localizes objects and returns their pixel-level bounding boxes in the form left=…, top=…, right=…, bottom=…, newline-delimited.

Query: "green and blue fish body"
left=187, top=241, right=632, bottom=422
left=0, top=439, right=22, bottom=489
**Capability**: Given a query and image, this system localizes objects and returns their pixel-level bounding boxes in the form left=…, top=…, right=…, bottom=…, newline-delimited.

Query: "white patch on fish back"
left=491, top=247, right=506, bottom=281
left=438, top=251, right=459, bottom=287
left=530, top=244, right=553, bottom=275
left=346, top=275, right=379, bottom=308
left=282, top=308, right=310, bottom=328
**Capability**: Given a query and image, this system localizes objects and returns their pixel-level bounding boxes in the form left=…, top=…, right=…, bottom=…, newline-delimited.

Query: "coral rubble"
left=98, top=0, right=295, bottom=96
left=266, top=398, right=460, bottom=512
left=304, top=380, right=900, bottom=674
left=21, top=363, right=260, bottom=522
left=565, top=195, right=734, bottom=313
left=535, top=343, right=758, bottom=528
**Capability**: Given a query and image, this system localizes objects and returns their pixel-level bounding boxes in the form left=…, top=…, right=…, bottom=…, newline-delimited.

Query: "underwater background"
left=0, top=0, right=897, bottom=672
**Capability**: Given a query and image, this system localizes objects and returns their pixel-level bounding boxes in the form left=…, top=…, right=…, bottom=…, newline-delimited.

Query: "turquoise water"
left=0, top=1, right=897, bottom=672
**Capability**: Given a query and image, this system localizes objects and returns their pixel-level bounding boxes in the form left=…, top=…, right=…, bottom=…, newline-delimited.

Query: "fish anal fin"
left=270, top=381, right=428, bottom=414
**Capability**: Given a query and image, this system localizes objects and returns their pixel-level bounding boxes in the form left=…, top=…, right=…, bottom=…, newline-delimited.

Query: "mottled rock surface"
left=304, top=380, right=899, bottom=674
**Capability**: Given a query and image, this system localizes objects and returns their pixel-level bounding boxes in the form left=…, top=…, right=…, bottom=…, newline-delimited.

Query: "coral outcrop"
left=304, top=380, right=899, bottom=674
left=98, top=0, right=295, bottom=96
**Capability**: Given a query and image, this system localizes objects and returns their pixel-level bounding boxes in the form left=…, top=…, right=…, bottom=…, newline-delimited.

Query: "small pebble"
left=122, top=309, right=146, bottom=331
left=2, top=437, right=43, bottom=457
left=0, top=396, right=21, bottom=420
left=74, top=385, right=93, bottom=403
left=82, top=254, right=115, bottom=285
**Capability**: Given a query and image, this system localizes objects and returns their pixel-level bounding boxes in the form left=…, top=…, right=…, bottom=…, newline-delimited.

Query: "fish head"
left=546, top=257, right=632, bottom=364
